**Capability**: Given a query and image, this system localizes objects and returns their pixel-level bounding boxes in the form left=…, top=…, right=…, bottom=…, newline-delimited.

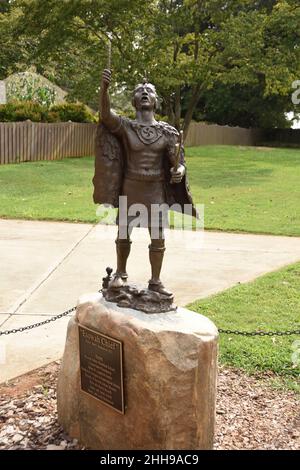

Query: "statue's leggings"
left=115, top=225, right=165, bottom=285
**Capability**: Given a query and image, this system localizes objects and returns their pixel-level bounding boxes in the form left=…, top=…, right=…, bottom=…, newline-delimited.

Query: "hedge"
left=0, top=101, right=96, bottom=123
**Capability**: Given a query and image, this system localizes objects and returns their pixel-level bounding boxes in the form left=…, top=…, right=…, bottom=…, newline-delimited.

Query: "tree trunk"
left=174, top=86, right=181, bottom=131
left=182, top=84, right=203, bottom=142
left=164, top=95, right=175, bottom=127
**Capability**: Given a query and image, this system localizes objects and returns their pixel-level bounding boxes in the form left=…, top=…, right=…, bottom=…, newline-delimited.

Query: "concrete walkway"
left=1, top=218, right=300, bottom=382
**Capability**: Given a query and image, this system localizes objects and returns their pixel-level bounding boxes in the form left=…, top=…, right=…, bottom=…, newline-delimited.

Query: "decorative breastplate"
left=130, top=122, right=163, bottom=145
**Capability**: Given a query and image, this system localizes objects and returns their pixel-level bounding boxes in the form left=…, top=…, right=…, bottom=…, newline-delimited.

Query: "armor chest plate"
left=125, top=127, right=166, bottom=173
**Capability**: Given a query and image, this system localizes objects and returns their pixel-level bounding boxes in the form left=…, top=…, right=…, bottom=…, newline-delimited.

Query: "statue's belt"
left=125, top=169, right=165, bottom=182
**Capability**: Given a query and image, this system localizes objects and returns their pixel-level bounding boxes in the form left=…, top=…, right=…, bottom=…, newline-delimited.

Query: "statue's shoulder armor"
left=158, top=121, right=179, bottom=137
left=118, top=116, right=134, bottom=131
left=121, top=116, right=133, bottom=126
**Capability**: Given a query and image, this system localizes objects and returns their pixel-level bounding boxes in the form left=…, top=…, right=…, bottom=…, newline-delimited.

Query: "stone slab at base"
left=57, top=293, right=218, bottom=450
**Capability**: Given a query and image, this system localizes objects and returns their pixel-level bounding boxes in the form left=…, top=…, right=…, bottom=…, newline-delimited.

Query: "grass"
left=188, top=262, right=300, bottom=392
left=0, top=145, right=299, bottom=235
left=187, top=145, right=300, bottom=236
left=0, top=157, right=95, bottom=223
left=0, top=146, right=299, bottom=391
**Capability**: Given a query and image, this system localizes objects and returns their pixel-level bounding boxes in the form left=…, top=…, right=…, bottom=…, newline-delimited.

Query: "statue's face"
left=132, top=83, right=157, bottom=111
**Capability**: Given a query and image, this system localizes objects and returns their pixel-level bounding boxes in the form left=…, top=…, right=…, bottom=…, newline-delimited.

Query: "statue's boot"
left=148, top=280, right=173, bottom=297
left=148, top=244, right=173, bottom=297
left=109, top=274, right=127, bottom=289
left=109, top=238, right=131, bottom=289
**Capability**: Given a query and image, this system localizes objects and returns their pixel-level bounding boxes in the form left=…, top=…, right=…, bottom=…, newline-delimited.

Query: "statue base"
left=102, top=284, right=176, bottom=314
left=57, top=293, right=218, bottom=450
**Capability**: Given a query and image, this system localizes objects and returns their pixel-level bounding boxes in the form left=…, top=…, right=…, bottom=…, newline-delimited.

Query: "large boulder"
left=57, top=293, right=218, bottom=449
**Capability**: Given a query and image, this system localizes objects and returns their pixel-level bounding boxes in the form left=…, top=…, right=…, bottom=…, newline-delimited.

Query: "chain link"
left=0, top=306, right=76, bottom=337
left=0, top=305, right=299, bottom=337
left=218, top=327, right=300, bottom=337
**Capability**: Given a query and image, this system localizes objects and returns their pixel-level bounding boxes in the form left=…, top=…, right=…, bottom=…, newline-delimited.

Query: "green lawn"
left=189, top=262, right=300, bottom=392
left=0, top=146, right=299, bottom=390
left=0, top=146, right=300, bottom=236
left=0, top=156, right=96, bottom=223
left=0, top=145, right=299, bottom=235
left=188, top=145, right=300, bottom=236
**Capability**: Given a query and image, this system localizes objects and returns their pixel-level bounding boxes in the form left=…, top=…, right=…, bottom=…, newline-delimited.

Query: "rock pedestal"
left=57, top=293, right=218, bottom=450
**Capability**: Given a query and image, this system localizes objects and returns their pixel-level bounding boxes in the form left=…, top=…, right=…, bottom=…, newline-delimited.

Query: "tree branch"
left=182, top=83, right=204, bottom=141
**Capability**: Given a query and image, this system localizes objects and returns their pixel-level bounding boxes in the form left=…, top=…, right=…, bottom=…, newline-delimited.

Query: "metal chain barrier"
left=0, top=306, right=76, bottom=337
left=218, top=327, right=300, bottom=337
left=0, top=304, right=299, bottom=337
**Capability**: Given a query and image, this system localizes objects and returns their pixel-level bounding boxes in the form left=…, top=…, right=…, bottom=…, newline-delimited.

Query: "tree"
left=2, top=0, right=299, bottom=135
left=1, top=0, right=240, bottom=134
left=9, top=0, right=152, bottom=108
left=190, top=0, right=300, bottom=128
left=0, top=1, right=39, bottom=80
left=0, top=0, right=11, bottom=14
left=189, top=83, right=292, bottom=128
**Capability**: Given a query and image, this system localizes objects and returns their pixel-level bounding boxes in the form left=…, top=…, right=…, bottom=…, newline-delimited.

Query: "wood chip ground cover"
left=0, top=362, right=299, bottom=450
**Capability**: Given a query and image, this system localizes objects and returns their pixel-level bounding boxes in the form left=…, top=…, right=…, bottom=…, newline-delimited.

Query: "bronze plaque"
left=78, top=325, right=124, bottom=414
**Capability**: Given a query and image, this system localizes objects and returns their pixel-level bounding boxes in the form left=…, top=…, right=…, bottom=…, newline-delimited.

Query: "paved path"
left=1, top=219, right=300, bottom=382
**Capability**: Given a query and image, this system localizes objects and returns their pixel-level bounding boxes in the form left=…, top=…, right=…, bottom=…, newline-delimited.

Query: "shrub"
left=0, top=103, right=14, bottom=122
left=49, top=103, right=95, bottom=123
left=46, top=111, right=60, bottom=123
left=0, top=101, right=96, bottom=123
left=0, top=101, right=47, bottom=122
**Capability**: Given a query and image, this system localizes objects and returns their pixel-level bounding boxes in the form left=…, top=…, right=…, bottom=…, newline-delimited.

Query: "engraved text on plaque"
left=78, top=325, right=124, bottom=414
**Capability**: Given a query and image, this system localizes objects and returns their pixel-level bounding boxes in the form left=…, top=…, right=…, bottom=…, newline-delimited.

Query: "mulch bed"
left=0, top=362, right=299, bottom=450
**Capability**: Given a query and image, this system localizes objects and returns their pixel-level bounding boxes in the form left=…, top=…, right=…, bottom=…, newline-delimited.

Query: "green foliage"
left=49, top=103, right=95, bottom=123
left=0, top=4, right=38, bottom=80
left=0, top=101, right=95, bottom=122
left=0, top=100, right=47, bottom=122
left=1, top=1, right=299, bottom=130
left=0, top=0, right=11, bottom=14
left=0, top=4, right=299, bottom=133
left=189, top=262, right=300, bottom=390
left=190, top=83, right=291, bottom=128
left=6, top=72, right=56, bottom=107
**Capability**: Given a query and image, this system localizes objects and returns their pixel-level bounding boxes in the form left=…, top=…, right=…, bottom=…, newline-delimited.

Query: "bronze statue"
left=93, top=69, right=197, bottom=313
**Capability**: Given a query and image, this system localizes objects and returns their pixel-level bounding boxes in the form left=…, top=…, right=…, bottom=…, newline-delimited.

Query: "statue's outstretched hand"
left=102, top=69, right=111, bottom=90
left=170, top=164, right=185, bottom=184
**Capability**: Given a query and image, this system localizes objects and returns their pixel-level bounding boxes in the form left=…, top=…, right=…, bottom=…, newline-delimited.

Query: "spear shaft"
left=107, top=36, right=112, bottom=69
left=174, top=130, right=183, bottom=171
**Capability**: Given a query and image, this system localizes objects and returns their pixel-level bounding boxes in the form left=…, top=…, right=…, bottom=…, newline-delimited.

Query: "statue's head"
left=132, top=79, right=158, bottom=111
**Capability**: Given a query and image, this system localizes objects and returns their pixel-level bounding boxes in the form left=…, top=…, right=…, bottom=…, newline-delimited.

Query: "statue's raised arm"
left=100, top=69, right=121, bottom=131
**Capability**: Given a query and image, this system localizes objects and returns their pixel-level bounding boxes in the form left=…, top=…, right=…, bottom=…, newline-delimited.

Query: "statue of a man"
left=93, top=69, right=197, bottom=299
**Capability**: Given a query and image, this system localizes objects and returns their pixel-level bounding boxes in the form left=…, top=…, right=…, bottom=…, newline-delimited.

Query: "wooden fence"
left=0, top=121, right=97, bottom=165
left=185, top=121, right=263, bottom=147
left=0, top=120, right=278, bottom=165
